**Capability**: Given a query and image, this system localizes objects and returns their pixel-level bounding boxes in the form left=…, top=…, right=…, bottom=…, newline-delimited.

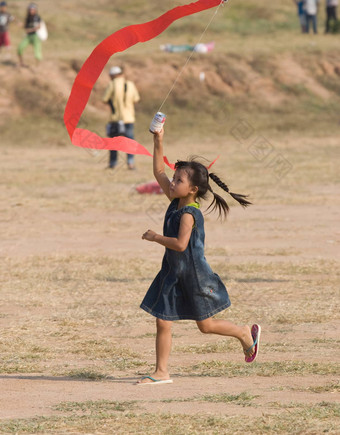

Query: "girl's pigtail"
left=209, top=173, right=252, bottom=212
left=228, top=191, right=252, bottom=208
left=206, top=184, right=229, bottom=218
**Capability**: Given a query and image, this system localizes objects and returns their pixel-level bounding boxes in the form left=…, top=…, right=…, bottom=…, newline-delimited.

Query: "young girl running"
left=138, top=129, right=261, bottom=385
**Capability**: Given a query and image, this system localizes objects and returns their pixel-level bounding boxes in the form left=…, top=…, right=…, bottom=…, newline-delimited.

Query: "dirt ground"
left=0, top=139, right=339, bottom=434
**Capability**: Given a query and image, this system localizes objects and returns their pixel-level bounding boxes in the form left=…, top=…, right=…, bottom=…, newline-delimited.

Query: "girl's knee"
left=156, top=318, right=172, bottom=331
left=196, top=320, right=212, bottom=334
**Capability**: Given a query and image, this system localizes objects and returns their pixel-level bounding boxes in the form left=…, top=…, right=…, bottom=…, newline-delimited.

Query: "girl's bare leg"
left=155, top=318, right=172, bottom=377
left=138, top=318, right=172, bottom=383
left=196, top=318, right=255, bottom=356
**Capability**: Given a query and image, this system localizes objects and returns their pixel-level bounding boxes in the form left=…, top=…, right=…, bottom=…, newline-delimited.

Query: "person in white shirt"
left=304, top=0, right=320, bottom=33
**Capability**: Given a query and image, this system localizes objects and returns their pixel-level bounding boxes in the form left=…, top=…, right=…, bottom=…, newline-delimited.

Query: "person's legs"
left=17, top=35, right=30, bottom=66
left=299, top=13, right=307, bottom=33
left=326, top=6, right=331, bottom=33
left=329, top=6, right=338, bottom=31
left=0, top=33, right=4, bottom=52
left=4, top=31, right=10, bottom=53
left=0, top=31, right=10, bottom=52
left=155, top=318, right=172, bottom=378
left=126, top=154, right=135, bottom=169
left=109, top=150, right=118, bottom=168
left=138, top=318, right=172, bottom=383
left=196, top=318, right=255, bottom=356
left=32, top=34, right=42, bottom=62
left=305, top=14, right=310, bottom=33
left=124, top=123, right=135, bottom=169
left=106, top=122, right=118, bottom=168
left=312, top=14, right=318, bottom=34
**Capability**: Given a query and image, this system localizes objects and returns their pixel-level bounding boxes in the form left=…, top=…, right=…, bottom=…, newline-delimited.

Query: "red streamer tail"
left=64, top=0, right=221, bottom=168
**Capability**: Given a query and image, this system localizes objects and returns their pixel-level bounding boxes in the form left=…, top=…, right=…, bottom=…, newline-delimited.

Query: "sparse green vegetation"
left=174, top=340, right=237, bottom=354
left=182, top=361, right=340, bottom=378
left=54, top=400, right=137, bottom=413
left=0, top=403, right=339, bottom=434
left=272, top=382, right=340, bottom=394
left=62, top=370, right=108, bottom=381
left=162, top=391, right=258, bottom=406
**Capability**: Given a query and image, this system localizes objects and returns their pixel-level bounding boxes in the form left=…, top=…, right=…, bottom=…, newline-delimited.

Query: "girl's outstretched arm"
left=142, top=213, right=194, bottom=252
left=153, top=129, right=171, bottom=200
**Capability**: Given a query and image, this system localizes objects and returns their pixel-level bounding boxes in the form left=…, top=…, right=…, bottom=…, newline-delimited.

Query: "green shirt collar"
left=187, top=202, right=200, bottom=209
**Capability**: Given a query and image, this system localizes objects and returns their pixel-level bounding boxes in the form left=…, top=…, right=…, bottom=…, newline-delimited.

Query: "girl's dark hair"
left=25, top=4, right=37, bottom=27
left=174, top=159, right=251, bottom=219
left=25, top=12, right=30, bottom=27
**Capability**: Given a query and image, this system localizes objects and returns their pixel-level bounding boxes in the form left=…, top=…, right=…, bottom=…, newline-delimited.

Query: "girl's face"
left=169, top=169, right=197, bottom=199
left=29, top=7, right=37, bottom=15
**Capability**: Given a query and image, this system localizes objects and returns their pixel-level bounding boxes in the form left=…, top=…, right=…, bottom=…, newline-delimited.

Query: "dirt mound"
left=1, top=51, right=340, bottom=130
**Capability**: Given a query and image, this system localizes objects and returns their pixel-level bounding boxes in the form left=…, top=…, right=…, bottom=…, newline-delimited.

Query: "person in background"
left=304, top=0, right=320, bottom=34
left=325, top=0, right=338, bottom=33
left=17, top=3, right=41, bottom=67
left=103, top=66, right=140, bottom=170
left=294, top=0, right=306, bottom=32
left=0, top=1, right=14, bottom=55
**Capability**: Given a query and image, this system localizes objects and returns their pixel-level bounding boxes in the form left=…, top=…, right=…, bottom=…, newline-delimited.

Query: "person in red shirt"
left=0, top=1, right=14, bottom=53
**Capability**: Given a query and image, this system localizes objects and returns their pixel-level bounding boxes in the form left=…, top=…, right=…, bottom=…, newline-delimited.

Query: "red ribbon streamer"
left=64, top=0, right=221, bottom=170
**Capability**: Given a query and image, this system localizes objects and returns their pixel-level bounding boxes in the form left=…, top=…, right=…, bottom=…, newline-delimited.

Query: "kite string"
left=158, top=0, right=228, bottom=113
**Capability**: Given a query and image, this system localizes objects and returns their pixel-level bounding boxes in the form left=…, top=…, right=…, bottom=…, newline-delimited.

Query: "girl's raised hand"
left=153, top=128, right=164, bottom=143
left=142, top=229, right=157, bottom=242
left=152, top=127, right=171, bottom=200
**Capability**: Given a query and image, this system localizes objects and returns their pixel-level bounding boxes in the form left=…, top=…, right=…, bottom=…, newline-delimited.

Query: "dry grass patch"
left=212, top=259, right=339, bottom=325
left=174, top=339, right=239, bottom=355
left=54, top=399, right=137, bottom=413
left=181, top=361, right=339, bottom=378
left=0, top=403, right=339, bottom=434
left=1, top=253, right=338, bottom=376
left=161, top=391, right=258, bottom=406
left=273, top=382, right=340, bottom=394
left=62, top=370, right=108, bottom=381
left=0, top=337, right=50, bottom=374
left=0, top=255, right=151, bottom=374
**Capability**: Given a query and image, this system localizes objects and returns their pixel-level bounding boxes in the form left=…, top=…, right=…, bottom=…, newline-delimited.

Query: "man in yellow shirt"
left=103, top=66, right=140, bottom=170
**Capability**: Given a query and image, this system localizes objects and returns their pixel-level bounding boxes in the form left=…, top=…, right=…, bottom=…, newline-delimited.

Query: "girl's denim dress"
left=140, top=199, right=231, bottom=321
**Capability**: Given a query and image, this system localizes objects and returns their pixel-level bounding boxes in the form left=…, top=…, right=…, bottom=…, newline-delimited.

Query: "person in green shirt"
left=18, top=3, right=42, bottom=67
